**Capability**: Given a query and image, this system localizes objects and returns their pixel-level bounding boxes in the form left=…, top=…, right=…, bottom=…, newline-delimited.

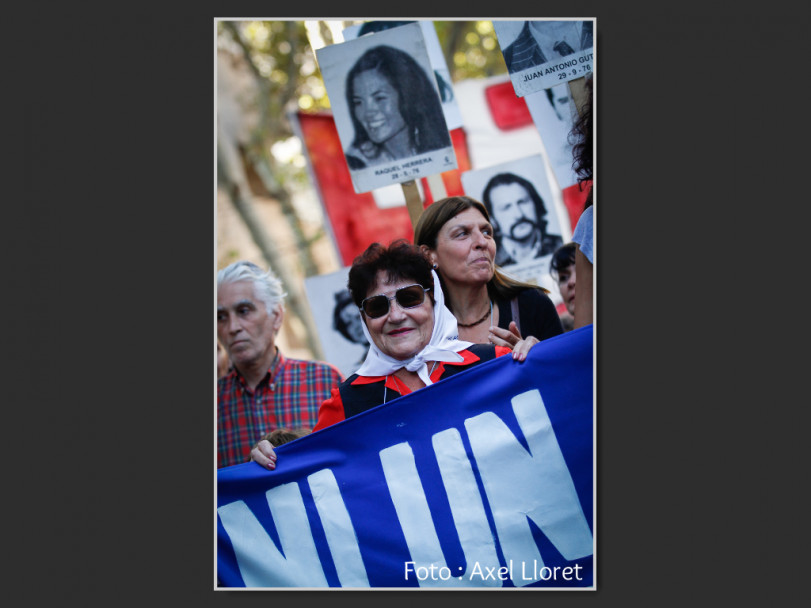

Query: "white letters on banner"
left=217, top=388, right=592, bottom=587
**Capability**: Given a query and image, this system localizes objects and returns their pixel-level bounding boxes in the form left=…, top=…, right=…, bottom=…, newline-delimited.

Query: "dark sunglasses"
left=360, top=284, right=431, bottom=319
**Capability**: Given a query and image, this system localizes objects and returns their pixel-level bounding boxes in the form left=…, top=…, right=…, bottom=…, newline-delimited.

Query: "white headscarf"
left=354, top=270, right=473, bottom=385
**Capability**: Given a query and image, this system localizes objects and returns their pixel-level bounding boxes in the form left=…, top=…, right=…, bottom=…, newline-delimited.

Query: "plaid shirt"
left=217, top=350, right=343, bottom=468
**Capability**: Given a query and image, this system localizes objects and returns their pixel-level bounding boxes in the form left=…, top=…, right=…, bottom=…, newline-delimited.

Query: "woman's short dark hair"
left=345, top=45, right=450, bottom=156
left=413, top=196, right=548, bottom=311
left=348, top=239, right=434, bottom=308
left=549, top=243, right=577, bottom=280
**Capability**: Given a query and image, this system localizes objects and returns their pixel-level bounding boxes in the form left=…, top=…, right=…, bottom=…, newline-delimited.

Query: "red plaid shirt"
left=217, top=350, right=343, bottom=468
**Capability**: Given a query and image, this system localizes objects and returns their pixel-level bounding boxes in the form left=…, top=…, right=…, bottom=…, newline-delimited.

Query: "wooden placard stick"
left=401, top=179, right=424, bottom=229
left=568, top=76, right=590, bottom=117
left=427, top=173, right=447, bottom=202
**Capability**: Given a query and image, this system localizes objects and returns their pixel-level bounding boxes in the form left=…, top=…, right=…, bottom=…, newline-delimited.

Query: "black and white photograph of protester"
left=304, top=268, right=370, bottom=378
left=494, top=19, right=594, bottom=96
left=316, top=22, right=457, bottom=193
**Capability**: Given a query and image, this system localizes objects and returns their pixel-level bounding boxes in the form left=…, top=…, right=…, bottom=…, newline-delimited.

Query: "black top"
left=496, top=287, right=563, bottom=341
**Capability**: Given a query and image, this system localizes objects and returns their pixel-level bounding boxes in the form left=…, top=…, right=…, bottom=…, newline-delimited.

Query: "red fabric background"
left=296, top=111, right=471, bottom=266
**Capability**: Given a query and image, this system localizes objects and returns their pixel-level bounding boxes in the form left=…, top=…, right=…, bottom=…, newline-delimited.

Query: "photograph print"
left=304, top=267, right=370, bottom=378
left=493, top=19, right=594, bottom=97
left=461, top=154, right=569, bottom=302
left=524, top=81, right=579, bottom=190
left=341, top=20, right=464, bottom=132
left=316, top=21, right=457, bottom=194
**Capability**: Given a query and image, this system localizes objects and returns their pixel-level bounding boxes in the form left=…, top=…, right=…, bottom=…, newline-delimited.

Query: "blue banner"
left=217, top=325, right=594, bottom=589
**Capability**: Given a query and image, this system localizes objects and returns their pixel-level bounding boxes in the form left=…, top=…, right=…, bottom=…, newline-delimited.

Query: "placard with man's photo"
left=315, top=21, right=457, bottom=194
left=494, top=19, right=594, bottom=97
left=304, top=267, right=370, bottom=378
left=461, top=154, right=571, bottom=304
left=524, top=82, right=579, bottom=190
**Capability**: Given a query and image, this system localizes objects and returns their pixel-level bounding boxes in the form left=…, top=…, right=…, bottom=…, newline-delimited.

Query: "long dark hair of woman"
left=569, top=75, right=593, bottom=207
left=345, top=45, right=451, bottom=155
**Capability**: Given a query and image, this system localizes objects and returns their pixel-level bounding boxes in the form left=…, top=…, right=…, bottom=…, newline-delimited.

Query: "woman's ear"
left=419, top=244, right=437, bottom=267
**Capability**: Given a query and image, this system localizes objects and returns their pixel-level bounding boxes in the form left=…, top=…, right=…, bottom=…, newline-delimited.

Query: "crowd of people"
left=217, top=73, right=593, bottom=471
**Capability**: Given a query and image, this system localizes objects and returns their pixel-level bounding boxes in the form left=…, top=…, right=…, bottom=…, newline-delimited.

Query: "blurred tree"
left=217, top=20, right=328, bottom=358
left=216, top=19, right=511, bottom=359
left=434, top=20, right=507, bottom=82
left=219, top=21, right=323, bottom=278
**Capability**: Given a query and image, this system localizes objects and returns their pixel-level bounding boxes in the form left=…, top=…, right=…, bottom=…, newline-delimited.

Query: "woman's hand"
left=489, top=321, right=538, bottom=360
left=251, top=439, right=277, bottom=470
left=511, top=335, right=539, bottom=362
left=488, top=321, right=523, bottom=348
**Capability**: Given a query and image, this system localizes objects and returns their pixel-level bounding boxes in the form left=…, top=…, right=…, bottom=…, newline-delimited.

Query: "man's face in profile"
left=548, top=85, right=573, bottom=122
left=489, top=182, right=540, bottom=243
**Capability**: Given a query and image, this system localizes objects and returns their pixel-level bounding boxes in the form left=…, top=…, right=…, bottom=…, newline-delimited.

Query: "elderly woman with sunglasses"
left=250, top=239, right=538, bottom=470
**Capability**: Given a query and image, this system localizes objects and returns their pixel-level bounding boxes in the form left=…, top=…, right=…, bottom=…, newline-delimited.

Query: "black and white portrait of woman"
left=342, top=20, right=463, bottom=131
left=332, top=289, right=369, bottom=349
left=316, top=22, right=456, bottom=193
left=304, top=268, right=370, bottom=378
left=343, top=45, right=451, bottom=170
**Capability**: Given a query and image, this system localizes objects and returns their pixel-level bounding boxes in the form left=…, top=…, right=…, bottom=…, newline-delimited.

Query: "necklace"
left=457, top=299, right=493, bottom=328
left=384, top=361, right=439, bottom=403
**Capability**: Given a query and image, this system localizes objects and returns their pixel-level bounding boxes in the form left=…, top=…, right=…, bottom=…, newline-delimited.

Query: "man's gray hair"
left=217, top=261, right=287, bottom=314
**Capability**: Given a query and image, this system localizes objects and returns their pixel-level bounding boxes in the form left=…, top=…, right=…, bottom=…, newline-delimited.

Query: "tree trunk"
left=217, top=136, right=324, bottom=360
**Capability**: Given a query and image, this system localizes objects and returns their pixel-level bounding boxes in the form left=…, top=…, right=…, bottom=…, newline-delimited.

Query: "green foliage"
left=434, top=20, right=508, bottom=82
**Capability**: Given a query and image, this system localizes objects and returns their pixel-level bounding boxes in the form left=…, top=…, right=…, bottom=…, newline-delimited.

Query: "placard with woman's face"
left=316, top=22, right=457, bottom=194
left=342, top=20, right=463, bottom=131
left=304, top=267, right=370, bottom=378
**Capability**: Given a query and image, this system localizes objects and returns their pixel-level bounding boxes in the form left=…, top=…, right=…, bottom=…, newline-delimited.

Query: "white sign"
left=316, top=22, right=457, bottom=194
left=461, top=154, right=570, bottom=303
left=494, top=19, right=594, bottom=97
left=304, top=268, right=369, bottom=378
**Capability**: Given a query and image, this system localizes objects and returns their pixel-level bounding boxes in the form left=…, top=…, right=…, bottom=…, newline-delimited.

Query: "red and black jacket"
left=313, top=344, right=510, bottom=431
